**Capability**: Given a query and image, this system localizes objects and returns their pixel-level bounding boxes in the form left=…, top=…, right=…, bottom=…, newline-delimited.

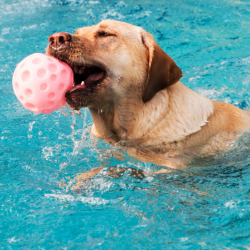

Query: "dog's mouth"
left=47, top=35, right=108, bottom=109
left=69, top=64, right=106, bottom=92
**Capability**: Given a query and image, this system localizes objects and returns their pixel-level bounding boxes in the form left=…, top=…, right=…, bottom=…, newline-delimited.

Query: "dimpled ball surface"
left=12, top=53, right=73, bottom=114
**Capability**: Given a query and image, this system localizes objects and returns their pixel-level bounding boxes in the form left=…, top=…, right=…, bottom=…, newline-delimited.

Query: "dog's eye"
left=97, top=31, right=116, bottom=37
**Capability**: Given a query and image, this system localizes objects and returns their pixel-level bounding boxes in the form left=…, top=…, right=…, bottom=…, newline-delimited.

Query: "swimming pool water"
left=2, top=0, right=250, bottom=248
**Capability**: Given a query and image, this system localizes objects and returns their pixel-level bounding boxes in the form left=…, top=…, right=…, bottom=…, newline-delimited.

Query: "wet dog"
left=47, top=19, right=250, bottom=170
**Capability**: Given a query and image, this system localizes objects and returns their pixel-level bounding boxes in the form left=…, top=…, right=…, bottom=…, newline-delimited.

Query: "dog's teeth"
left=81, top=81, right=85, bottom=86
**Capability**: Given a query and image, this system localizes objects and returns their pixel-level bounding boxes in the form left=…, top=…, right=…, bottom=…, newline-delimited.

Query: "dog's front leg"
left=71, top=166, right=146, bottom=191
left=71, top=166, right=104, bottom=191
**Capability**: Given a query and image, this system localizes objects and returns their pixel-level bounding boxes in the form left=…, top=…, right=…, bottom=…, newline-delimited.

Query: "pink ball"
left=12, top=53, right=74, bottom=114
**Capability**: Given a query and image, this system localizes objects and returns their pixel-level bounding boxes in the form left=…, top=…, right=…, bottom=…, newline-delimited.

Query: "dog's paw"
left=71, top=167, right=104, bottom=191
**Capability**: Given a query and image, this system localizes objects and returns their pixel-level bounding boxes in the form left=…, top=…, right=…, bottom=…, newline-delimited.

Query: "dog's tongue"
left=85, top=71, right=104, bottom=84
left=71, top=71, right=105, bottom=92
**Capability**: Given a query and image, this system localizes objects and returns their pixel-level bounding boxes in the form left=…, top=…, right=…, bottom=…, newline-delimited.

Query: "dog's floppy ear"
left=141, top=31, right=182, bottom=103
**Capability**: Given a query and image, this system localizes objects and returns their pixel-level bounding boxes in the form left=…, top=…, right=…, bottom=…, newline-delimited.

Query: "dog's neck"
left=89, top=82, right=214, bottom=146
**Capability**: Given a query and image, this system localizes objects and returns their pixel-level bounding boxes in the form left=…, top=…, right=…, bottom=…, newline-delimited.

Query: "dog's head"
left=46, top=20, right=182, bottom=110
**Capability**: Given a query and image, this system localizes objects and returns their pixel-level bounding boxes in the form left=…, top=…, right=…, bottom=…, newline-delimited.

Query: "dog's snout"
left=48, top=32, right=71, bottom=49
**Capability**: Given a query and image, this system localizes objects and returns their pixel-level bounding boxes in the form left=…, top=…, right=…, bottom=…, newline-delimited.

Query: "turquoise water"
left=2, top=0, right=250, bottom=248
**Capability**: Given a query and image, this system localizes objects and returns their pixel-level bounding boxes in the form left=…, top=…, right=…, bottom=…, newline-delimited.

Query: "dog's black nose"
left=48, top=32, right=71, bottom=49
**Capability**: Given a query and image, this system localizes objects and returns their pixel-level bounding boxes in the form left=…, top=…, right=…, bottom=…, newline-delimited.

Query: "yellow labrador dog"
left=47, top=19, right=250, bottom=170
